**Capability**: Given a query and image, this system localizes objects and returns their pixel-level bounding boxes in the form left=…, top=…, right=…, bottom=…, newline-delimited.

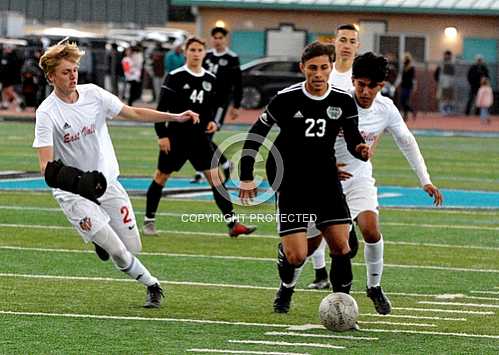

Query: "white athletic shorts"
left=306, top=176, right=378, bottom=238
left=53, top=180, right=139, bottom=244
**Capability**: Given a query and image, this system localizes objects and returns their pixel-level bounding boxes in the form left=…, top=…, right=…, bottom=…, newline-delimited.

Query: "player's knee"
left=360, top=226, right=381, bottom=243
left=110, top=244, right=132, bottom=269
left=329, top=241, right=350, bottom=256
left=153, top=170, right=169, bottom=186
left=286, top=250, right=307, bottom=266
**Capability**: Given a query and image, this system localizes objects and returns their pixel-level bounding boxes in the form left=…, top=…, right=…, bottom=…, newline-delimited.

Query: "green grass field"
left=1, top=122, right=498, bottom=354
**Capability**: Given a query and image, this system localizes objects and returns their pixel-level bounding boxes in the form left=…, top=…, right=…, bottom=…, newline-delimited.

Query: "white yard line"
left=361, top=328, right=499, bottom=339
left=227, top=340, right=344, bottom=350
left=418, top=301, right=499, bottom=309
left=358, top=320, right=435, bottom=327
left=0, top=310, right=292, bottom=328
left=188, top=350, right=310, bottom=355
left=265, top=331, right=378, bottom=341
left=1, top=241, right=499, bottom=274
left=2, top=310, right=497, bottom=340
left=393, top=307, right=494, bottom=315
left=470, top=291, right=499, bottom=295
left=2, top=220, right=499, bottom=251
left=0, top=272, right=496, bottom=314
left=360, top=313, right=466, bottom=321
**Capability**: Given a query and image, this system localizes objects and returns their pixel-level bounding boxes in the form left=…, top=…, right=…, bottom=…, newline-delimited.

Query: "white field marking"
left=0, top=272, right=493, bottom=313
left=358, top=320, right=435, bottom=327
left=2, top=219, right=499, bottom=252
left=227, top=340, right=344, bottom=350
left=360, top=328, right=499, bottom=340
left=265, top=331, right=378, bottom=341
left=393, top=307, right=494, bottom=315
left=360, top=313, right=466, bottom=322
left=3, top=204, right=499, bottom=233
left=435, top=293, right=499, bottom=302
left=187, top=349, right=310, bottom=355
left=0, top=310, right=293, bottom=329
left=418, top=301, right=499, bottom=309
left=2, top=243, right=499, bottom=275
left=471, top=291, right=499, bottom=295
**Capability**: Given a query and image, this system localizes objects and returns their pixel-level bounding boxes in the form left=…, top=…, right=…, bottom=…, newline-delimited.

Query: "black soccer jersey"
left=203, top=49, right=242, bottom=109
left=155, top=65, right=218, bottom=138
left=240, top=82, right=366, bottom=191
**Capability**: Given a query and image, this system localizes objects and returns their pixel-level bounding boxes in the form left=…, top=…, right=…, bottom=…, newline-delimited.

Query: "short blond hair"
left=39, top=41, right=84, bottom=76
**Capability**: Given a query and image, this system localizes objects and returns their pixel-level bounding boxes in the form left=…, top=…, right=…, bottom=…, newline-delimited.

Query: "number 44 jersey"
left=155, top=65, right=218, bottom=138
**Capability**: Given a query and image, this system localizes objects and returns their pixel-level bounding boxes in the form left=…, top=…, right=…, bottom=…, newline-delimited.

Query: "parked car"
left=240, top=57, right=303, bottom=109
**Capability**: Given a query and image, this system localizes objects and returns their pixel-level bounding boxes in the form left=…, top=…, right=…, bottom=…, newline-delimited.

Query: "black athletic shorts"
left=157, top=133, right=216, bottom=174
left=275, top=181, right=352, bottom=237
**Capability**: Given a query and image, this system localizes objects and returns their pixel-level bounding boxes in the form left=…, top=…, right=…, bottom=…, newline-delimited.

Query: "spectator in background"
left=398, top=52, right=416, bottom=121
left=21, top=51, right=44, bottom=108
left=164, top=43, right=185, bottom=73
left=466, top=55, right=490, bottom=116
left=78, top=42, right=94, bottom=84
left=381, top=52, right=398, bottom=101
left=150, top=42, right=165, bottom=103
left=122, top=46, right=144, bottom=106
left=0, top=46, right=23, bottom=110
left=434, top=50, right=456, bottom=116
left=476, top=77, right=493, bottom=125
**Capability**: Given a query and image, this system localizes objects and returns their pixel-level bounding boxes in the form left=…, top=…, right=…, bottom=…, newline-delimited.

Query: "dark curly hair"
left=352, top=52, right=388, bottom=83
left=301, top=41, right=335, bottom=64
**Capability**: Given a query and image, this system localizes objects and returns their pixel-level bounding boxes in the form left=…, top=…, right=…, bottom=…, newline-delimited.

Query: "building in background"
left=173, top=0, right=498, bottom=113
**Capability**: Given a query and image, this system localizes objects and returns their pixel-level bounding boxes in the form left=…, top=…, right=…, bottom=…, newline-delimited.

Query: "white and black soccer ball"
left=319, top=292, right=359, bottom=332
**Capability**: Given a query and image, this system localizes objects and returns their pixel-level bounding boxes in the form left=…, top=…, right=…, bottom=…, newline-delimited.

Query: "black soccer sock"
left=315, top=267, right=328, bottom=281
left=330, top=254, right=353, bottom=294
left=276, top=242, right=305, bottom=285
left=211, top=141, right=228, bottom=166
left=145, top=180, right=163, bottom=219
left=211, top=185, right=234, bottom=225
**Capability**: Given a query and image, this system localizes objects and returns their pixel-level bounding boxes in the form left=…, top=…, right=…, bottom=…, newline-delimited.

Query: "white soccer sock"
left=282, top=264, right=305, bottom=288
left=311, top=238, right=327, bottom=269
left=364, top=236, right=384, bottom=288
left=121, top=256, right=159, bottom=287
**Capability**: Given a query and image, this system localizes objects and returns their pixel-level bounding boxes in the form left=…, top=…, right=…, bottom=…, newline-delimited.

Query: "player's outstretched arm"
left=116, top=105, right=200, bottom=124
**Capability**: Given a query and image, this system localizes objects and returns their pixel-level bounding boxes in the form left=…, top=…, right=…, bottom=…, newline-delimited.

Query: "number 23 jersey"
left=261, top=82, right=365, bottom=188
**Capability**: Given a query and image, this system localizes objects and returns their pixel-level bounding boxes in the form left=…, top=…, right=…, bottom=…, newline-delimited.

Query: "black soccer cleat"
left=273, top=284, right=294, bottom=313
left=92, top=242, right=109, bottom=261
left=366, top=286, right=392, bottom=315
left=144, top=283, right=164, bottom=308
left=348, top=227, right=359, bottom=259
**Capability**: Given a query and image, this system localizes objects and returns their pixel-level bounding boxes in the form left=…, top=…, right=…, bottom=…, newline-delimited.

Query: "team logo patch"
left=327, top=106, right=342, bottom=120
left=293, top=111, right=304, bottom=118
left=183, top=83, right=190, bottom=89
left=219, top=59, right=228, bottom=66
left=79, top=217, right=92, bottom=232
left=63, top=122, right=71, bottom=129
left=202, top=81, right=212, bottom=91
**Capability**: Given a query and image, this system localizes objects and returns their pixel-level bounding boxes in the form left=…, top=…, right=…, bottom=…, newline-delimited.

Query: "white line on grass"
left=188, top=350, right=310, bottom=355
left=1, top=243, right=498, bottom=274
left=227, top=340, right=344, bottom=350
left=393, top=307, right=494, bottom=315
left=470, top=291, right=499, bottom=295
left=361, top=328, right=499, bottom=339
left=2, top=310, right=497, bottom=340
left=265, top=331, right=378, bottom=341
left=358, top=320, right=435, bottom=327
left=418, top=301, right=499, bottom=309
left=360, top=313, right=466, bottom=321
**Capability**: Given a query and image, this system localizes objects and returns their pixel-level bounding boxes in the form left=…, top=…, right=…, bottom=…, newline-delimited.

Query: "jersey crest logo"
left=79, top=217, right=92, bottom=232
left=202, top=81, right=212, bottom=91
left=293, top=111, right=304, bottom=118
left=183, top=83, right=190, bottom=89
left=219, top=59, right=228, bottom=66
left=327, top=106, right=342, bottom=120
left=63, top=122, right=71, bottom=129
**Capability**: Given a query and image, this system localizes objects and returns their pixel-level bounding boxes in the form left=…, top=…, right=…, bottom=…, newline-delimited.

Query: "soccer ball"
left=319, top=292, right=359, bottom=332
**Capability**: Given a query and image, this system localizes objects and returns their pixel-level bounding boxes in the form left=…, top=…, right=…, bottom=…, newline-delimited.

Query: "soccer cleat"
left=366, top=286, right=392, bottom=315
left=229, top=222, right=257, bottom=238
left=307, top=278, right=331, bottom=290
left=348, top=227, right=359, bottom=259
left=222, top=161, right=234, bottom=184
left=273, top=284, right=294, bottom=313
left=143, top=220, right=158, bottom=236
left=190, top=173, right=204, bottom=184
left=144, top=283, right=164, bottom=308
left=92, top=242, right=109, bottom=261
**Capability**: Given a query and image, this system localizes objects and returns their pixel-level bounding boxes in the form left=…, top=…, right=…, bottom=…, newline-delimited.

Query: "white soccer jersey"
left=33, top=84, right=124, bottom=183
left=335, top=93, right=431, bottom=186
left=328, top=63, right=354, bottom=91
